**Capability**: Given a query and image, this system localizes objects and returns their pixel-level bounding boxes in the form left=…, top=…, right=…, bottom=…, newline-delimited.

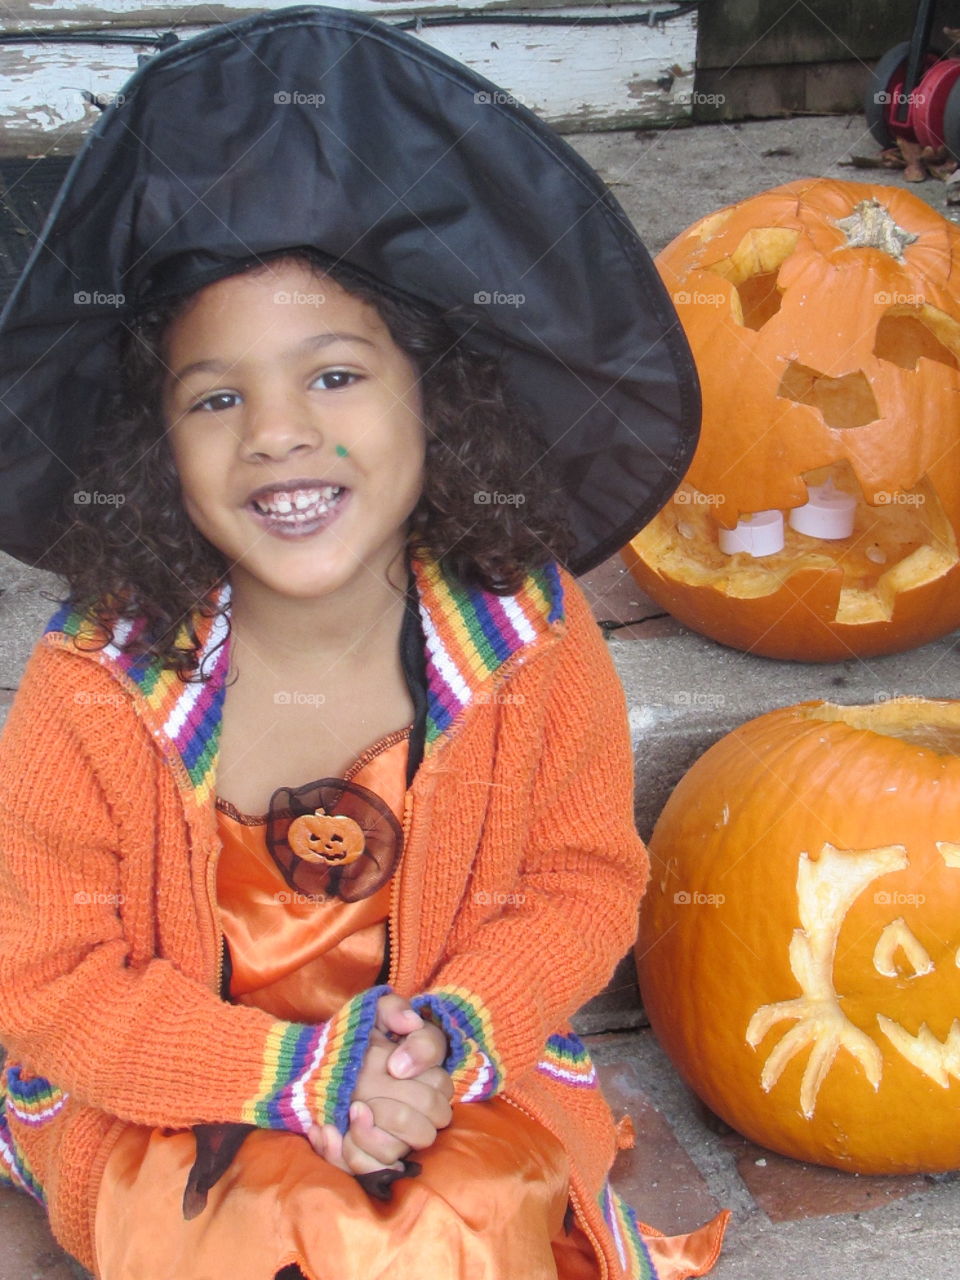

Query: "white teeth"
left=253, top=485, right=343, bottom=518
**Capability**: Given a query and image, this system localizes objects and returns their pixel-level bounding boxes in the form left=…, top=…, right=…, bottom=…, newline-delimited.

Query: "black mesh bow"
left=266, top=777, right=403, bottom=902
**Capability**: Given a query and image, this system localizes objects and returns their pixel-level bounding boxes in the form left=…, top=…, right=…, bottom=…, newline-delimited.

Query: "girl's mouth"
left=247, top=484, right=349, bottom=538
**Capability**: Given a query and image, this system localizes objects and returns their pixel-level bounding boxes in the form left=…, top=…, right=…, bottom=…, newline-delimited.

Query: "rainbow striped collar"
left=42, top=555, right=565, bottom=811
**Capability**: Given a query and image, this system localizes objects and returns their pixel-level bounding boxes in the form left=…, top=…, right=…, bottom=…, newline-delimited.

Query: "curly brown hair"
left=47, top=248, right=576, bottom=674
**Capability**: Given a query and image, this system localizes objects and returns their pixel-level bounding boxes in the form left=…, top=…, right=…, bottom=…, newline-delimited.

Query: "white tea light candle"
left=789, top=479, right=856, bottom=540
left=717, top=510, right=785, bottom=558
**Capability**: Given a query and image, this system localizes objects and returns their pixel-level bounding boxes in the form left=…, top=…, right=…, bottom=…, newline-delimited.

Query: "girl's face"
left=162, top=260, right=426, bottom=602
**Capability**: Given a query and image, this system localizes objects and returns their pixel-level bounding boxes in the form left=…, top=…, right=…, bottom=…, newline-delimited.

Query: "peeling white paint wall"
left=0, top=0, right=696, bottom=153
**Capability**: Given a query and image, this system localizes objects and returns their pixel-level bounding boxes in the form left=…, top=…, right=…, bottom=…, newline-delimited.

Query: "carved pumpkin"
left=622, top=179, right=960, bottom=661
left=635, top=698, right=960, bottom=1173
left=288, top=807, right=366, bottom=864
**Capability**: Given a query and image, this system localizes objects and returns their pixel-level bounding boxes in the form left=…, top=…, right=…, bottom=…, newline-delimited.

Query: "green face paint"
left=335, top=444, right=349, bottom=458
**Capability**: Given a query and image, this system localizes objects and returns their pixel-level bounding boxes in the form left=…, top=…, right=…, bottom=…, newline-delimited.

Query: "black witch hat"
left=0, top=4, right=699, bottom=572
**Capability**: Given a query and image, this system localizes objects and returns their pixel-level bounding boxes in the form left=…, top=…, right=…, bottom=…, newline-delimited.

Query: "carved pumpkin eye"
left=288, top=807, right=365, bottom=865
left=872, top=918, right=934, bottom=979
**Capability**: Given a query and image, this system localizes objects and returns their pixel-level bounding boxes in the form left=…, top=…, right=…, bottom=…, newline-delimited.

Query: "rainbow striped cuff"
left=3, top=1065, right=69, bottom=1126
left=244, top=985, right=389, bottom=1134
left=536, top=1032, right=598, bottom=1088
left=601, top=1183, right=659, bottom=1280
left=0, top=1089, right=45, bottom=1205
left=411, top=989, right=502, bottom=1102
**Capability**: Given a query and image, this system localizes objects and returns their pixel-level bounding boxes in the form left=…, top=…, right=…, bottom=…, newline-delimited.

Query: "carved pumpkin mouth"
left=796, top=702, right=960, bottom=1096
left=638, top=459, right=959, bottom=626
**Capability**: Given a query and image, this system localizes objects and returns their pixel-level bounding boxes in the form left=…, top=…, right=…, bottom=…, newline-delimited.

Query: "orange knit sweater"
left=0, top=555, right=659, bottom=1278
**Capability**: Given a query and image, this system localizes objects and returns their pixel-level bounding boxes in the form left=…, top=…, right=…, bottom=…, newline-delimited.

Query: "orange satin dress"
left=93, top=728, right=601, bottom=1280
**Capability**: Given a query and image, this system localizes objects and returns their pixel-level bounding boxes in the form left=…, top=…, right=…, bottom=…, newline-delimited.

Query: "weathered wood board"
left=0, top=0, right=697, bottom=153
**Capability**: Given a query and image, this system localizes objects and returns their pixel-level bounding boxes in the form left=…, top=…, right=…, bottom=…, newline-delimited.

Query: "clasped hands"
left=308, top=993, right=453, bottom=1175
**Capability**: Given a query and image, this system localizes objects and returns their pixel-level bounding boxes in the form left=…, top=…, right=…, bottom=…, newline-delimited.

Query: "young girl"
left=0, top=8, right=727, bottom=1280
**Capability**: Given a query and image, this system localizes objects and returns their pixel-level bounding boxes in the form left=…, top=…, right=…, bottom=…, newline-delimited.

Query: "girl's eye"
left=188, top=391, right=239, bottom=414
left=313, top=369, right=359, bottom=391
left=185, top=369, right=358, bottom=412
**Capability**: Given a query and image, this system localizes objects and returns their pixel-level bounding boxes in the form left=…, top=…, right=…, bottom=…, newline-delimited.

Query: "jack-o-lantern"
left=635, top=698, right=960, bottom=1173
left=623, top=179, right=960, bottom=661
left=288, top=807, right=365, bottom=865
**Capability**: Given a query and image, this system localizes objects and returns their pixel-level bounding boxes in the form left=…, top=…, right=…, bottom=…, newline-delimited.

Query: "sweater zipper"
left=498, top=1093, right=611, bottom=1280
left=205, top=835, right=225, bottom=998
left=387, top=789, right=416, bottom=987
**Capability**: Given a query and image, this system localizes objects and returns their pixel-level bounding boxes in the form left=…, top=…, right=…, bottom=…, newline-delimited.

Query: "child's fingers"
left=387, top=1021, right=448, bottom=1078
left=364, top=1097, right=440, bottom=1153
left=307, top=1123, right=349, bottom=1172
left=341, top=1102, right=407, bottom=1175
left=414, top=1064, right=455, bottom=1102
left=341, top=1133, right=405, bottom=1177
left=374, top=993, right=423, bottom=1039
left=354, top=1060, right=453, bottom=1129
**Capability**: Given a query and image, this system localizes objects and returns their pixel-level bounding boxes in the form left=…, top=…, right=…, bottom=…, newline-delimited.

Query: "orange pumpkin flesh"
left=635, top=698, right=960, bottom=1173
left=624, top=180, right=960, bottom=660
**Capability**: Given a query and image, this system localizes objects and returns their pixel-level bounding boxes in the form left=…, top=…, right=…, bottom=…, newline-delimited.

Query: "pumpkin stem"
left=834, top=198, right=919, bottom=261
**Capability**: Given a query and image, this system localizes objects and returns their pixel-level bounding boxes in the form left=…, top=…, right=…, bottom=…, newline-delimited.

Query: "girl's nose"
left=239, top=393, right=323, bottom=462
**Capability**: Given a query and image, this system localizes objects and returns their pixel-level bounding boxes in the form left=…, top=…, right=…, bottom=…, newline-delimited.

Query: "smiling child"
left=0, top=8, right=726, bottom=1280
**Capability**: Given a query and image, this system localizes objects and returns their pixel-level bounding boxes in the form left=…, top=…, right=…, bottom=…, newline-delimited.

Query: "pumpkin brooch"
left=288, top=807, right=366, bottom=866
left=266, top=778, right=403, bottom=902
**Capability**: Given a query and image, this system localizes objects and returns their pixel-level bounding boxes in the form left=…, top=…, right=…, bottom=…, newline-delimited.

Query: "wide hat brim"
left=0, top=3, right=699, bottom=573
